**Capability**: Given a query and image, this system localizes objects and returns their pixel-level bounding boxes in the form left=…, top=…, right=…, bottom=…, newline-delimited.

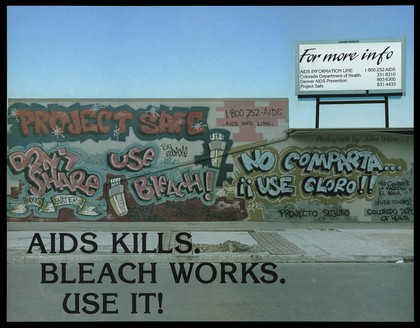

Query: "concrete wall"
left=7, top=99, right=413, bottom=223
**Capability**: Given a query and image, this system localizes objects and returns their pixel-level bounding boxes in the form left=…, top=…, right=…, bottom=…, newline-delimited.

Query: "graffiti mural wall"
left=7, top=99, right=413, bottom=223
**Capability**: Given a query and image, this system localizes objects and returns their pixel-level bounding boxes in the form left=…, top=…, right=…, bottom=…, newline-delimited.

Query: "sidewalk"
left=7, top=222, right=414, bottom=264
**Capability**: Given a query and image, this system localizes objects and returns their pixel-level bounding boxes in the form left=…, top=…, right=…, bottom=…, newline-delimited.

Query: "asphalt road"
left=7, top=261, right=414, bottom=322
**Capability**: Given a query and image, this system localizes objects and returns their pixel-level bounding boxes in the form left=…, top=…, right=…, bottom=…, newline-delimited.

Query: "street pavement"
left=7, top=221, right=414, bottom=264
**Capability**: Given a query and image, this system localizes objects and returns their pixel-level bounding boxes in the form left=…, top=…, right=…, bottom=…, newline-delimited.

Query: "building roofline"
left=287, top=128, right=414, bottom=136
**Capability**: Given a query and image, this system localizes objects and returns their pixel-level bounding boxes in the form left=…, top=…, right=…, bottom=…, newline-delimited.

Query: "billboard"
left=296, top=39, right=406, bottom=97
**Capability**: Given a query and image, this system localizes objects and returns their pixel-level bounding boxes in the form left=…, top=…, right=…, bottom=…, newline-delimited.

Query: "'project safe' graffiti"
left=7, top=101, right=412, bottom=222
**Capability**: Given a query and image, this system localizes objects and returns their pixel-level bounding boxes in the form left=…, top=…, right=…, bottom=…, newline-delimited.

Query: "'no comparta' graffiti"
left=235, top=145, right=406, bottom=202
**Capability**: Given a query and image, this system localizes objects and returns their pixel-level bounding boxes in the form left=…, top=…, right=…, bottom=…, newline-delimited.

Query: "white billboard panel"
left=296, top=39, right=405, bottom=97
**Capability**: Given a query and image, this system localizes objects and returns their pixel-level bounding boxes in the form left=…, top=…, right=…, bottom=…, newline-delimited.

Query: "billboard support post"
left=314, top=94, right=390, bottom=128
left=385, top=95, right=389, bottom=128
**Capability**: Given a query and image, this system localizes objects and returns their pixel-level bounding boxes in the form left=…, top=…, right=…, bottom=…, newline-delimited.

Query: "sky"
left=6, top=5, right=414, bottom=129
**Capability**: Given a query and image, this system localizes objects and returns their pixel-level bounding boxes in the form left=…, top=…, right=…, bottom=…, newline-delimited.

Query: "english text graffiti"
left=7, top=103, right=209, bottom=147
left=108, top=147, right=157, bottom=171
left=18, top=109, right=133, bottom=137
left=132, top=170, right=217, bottom=205
left=8, top=146, right=100, bottom=197
left=138, top=110, right=206, bottom=137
